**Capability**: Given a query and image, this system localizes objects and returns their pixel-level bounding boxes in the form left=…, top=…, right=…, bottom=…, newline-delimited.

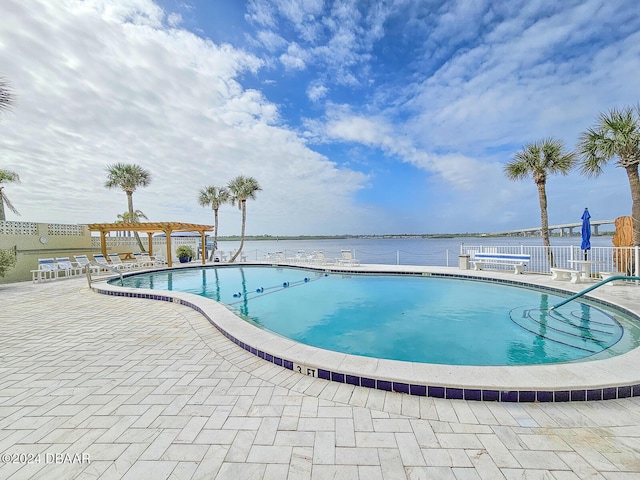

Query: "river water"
left=212, top=235, right=615, bottom=267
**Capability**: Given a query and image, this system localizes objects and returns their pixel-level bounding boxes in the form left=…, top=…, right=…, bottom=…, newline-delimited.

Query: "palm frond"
left=0, top=169, right=20, bottom=184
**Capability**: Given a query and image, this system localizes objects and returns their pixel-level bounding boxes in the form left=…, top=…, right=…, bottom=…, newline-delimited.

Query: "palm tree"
left=504, top=138, right=577, bottom=266
left=0, top=169, right=20, bottom=221
left=578, top=106, right=640, bottom=246
left=227, top=175, right=261, bottom=262
left=198, top=186, right=230, bottom=260
left=105, top=163, right=151, bottom=251
left=115, top=210, right=148, bottom=237
left=0, top=80, right=18, bottom=222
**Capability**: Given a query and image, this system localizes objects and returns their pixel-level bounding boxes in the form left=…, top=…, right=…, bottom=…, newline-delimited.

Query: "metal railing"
left=85, top=262, right=123, bottom=287
left=551, top=276, right=640, bottom=310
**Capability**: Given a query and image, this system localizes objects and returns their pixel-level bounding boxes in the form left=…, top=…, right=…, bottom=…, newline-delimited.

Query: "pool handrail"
left=550, top=275, right=640, bottom=310
left=84, top=261, right=124, bottom=287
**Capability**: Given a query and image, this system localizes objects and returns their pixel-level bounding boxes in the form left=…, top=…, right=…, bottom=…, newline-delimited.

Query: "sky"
left=0, top=0, right=638, bottom=235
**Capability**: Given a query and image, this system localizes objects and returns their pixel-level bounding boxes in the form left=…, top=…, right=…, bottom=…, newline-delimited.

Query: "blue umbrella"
left=581, top=208, right=591, bottom=259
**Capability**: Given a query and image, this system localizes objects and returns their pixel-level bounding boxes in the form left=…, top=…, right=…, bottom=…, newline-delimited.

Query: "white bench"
left=471, top=253, right=530, bottom=274
left=550, top=267, right=581, bottom=284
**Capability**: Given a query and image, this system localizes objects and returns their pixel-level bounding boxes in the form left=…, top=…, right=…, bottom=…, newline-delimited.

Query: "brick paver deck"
left=1, top=277, right=639, bottom=479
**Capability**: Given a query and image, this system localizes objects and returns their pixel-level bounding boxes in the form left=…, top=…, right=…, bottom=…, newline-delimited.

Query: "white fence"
left=460, top=245, right=639, bottom=276
left=87, top=237, right=640, bottom=276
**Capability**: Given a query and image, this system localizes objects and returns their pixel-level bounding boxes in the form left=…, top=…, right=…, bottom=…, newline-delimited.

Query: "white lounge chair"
left=107, top=253, right=136, bottom=270
left=55, top=257, right=83, bottom=277
left=73, top=255, right=102, bottom=274
left=93, top=254, right=114, bottom=271
left=31, top=258, right=59, bottom=283
left=133, top=252, right=155, bottom=268
left=153, top=254, right=167, bottom=266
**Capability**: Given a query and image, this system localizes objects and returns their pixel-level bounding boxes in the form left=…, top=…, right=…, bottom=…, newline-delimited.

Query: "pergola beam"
left=87, top=222, right=214, bottom=268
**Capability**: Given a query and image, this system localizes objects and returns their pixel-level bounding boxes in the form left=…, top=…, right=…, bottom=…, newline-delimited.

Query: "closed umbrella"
left=581, top=208, right=591, bottom=260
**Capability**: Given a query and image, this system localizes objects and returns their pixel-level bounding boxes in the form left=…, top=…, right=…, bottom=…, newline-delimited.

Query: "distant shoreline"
left=216, top=233, right=615, bottom=241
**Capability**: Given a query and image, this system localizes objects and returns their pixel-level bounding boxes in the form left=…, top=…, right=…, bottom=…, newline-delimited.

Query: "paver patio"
left=1, top=276, right=639, bottom=479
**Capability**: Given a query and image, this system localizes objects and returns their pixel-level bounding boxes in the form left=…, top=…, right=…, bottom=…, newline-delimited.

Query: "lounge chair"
left=31, top=258, right=59, bottom=283
left=153, top=254, right=167, bottom=266
left=73, top=255, right=103, bottom=274
left=133, top=252, right=155, bottom=268
left=55, top=257, right=83, bottom=277
left=93, top=254, right=115, bottom=271
left=107, top=253, right=136, bottom=270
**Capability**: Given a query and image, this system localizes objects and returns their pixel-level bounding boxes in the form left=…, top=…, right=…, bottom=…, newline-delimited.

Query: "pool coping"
left=92, top=263, right=640, bottom=402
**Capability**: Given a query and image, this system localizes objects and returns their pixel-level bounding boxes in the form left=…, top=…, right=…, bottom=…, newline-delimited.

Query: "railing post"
left=396, top=250, right=400, bottom=265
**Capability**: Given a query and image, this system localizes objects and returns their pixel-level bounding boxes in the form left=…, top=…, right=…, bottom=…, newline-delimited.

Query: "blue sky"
left=0, top=0, right=638, bottom=235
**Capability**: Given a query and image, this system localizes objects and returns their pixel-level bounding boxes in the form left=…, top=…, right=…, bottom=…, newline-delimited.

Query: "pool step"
left=510, top=306, right=622, bottom=354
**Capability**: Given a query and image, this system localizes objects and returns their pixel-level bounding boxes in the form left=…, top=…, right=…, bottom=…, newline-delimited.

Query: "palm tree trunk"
left=127, top=192, right=145, bottom=252
left=0, top=189, right=6, bottom=221
left=625, top=164, right=640, bottom=247
left=230, top=200, right=246, bottom=262
left=209, top=208, right=219, bottom=261
left=537, top=181, right=555, bottom=267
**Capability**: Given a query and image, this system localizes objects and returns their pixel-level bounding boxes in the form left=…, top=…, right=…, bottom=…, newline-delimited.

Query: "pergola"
left=87, top=222, right=214, bottom=267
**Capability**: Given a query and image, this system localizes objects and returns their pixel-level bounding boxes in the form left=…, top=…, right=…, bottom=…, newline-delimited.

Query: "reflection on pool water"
left=117, top=266, right=640, bottom=366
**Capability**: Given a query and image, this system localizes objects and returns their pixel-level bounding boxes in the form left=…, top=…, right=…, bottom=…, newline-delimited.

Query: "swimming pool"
left=116, top=265, right=639, bottom=366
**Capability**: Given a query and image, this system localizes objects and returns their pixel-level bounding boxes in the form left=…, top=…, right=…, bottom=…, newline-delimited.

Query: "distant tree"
left=578, top=106, right=640, bottom=246
left=198, top=185, right=230, bottom=260
left=504, top=138, right=577, bottom=266
left=0, top=169, right=20, bottom=221
left=0, top=247, right=17, bottom=278
left=227, top=175, right=261, bottom=262
left=105, top=163, right=151, bottom=251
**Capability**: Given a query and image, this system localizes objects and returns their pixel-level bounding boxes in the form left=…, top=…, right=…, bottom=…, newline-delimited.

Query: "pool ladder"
left=550, top=275, right=640, bottom=310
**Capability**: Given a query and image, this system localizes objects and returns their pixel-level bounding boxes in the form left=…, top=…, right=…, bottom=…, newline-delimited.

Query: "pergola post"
left=100, top=231, right=107, bottom=257
left=164, top=229, right=173, bottom=267
left=200, top=231, right=207, bottom=265
left=147, top=232, right=154, bottom=256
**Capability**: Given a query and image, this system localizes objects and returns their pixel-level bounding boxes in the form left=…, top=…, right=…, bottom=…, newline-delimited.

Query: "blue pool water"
left=117, top=266, right=640, bottom=366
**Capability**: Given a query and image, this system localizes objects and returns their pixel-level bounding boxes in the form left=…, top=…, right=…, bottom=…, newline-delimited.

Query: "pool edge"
left=92, top=263, right=640, bottom=403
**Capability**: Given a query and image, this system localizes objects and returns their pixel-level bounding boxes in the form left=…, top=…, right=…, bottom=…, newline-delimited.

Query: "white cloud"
left=279, top=43, right=306, bottom=70
left=0, top=0, right=375, bottom=235
left=167, top=12, right=182, bottom=27
left=306, top=82, right=328, bottom=102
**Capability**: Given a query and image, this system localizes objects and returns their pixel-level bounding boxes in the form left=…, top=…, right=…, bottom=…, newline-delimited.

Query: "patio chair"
left=311, top=251, right=330, bottom=265
left=337, top=250, right=360, bottom=266
left=73, top=254, right=103, bottom=274
left=31, top=258, right=59, bottom=283
left=55, top=257, right=83, bottom=277
left=107, top=253, right=136, bottom=271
